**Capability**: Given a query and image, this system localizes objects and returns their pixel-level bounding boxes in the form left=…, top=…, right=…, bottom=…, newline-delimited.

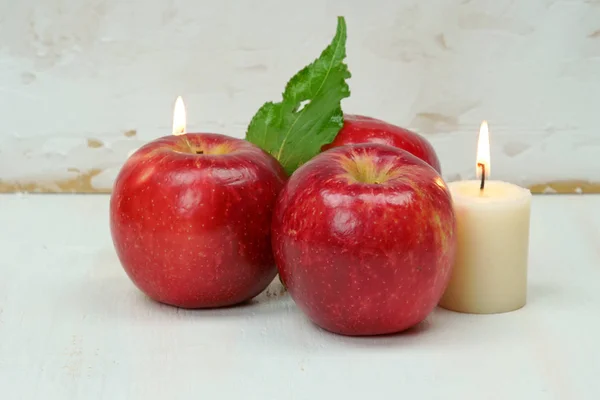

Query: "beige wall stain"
left=0, top=169, right=109, bottom=193
left=86, top=138, right=104, bottom=148
left=529, top=181, right=600, bottom=194
left=434, top=33, right=449, bottom=50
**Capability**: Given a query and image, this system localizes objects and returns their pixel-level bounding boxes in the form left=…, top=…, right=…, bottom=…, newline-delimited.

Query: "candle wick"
left=478, top=163, right=486, bottom=191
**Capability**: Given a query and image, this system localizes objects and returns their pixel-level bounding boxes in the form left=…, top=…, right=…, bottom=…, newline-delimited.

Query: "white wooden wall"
left=1, top=0, right=599, bottom=191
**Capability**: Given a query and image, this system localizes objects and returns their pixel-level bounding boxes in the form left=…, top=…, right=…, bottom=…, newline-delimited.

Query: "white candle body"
left=440, top=180, right=532, bottom=314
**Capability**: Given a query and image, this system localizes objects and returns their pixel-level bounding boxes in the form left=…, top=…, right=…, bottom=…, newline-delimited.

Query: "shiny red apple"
left=110, top=133, right=286, bottom=308
left=323, top=114, right=442, bottom=173
left=272, top=143, right=456, bottom=336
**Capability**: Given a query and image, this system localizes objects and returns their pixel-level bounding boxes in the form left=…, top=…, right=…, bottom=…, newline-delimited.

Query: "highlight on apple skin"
left=110, top=133, right=287, bottom=309
left=272, top=143, right=457, bottom=336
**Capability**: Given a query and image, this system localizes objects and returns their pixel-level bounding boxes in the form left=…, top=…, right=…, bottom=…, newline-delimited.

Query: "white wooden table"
left=1, top=194, right=599, bottom=399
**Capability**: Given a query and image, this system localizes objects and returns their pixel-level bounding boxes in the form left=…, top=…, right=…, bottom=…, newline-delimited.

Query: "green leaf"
left=245, top=16, right=351, bottom=175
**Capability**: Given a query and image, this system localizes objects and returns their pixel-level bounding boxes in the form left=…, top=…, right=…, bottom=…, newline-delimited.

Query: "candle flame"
left=476, top=120, right=490, bottom=179
left=172, top=96, right=186, bottom=135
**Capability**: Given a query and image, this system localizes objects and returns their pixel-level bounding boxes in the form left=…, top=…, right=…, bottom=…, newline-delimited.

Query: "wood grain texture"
left=1, top=194, right=600, bottom=398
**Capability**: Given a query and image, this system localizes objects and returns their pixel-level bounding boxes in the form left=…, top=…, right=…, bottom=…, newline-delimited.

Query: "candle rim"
left=448, top=180, right=532, bottom=205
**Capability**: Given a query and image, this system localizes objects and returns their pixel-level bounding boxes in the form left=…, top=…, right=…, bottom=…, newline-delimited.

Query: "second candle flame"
left=172, top=96, right=186, bottom=135
left=476, top=120, right=490, bottom=179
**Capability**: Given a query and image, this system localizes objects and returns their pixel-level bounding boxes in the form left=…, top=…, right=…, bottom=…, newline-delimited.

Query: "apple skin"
left=272, top=143, right=456, bottom=336
left=322, top=114, right=442, bottom=173
left=110, top=133, right=286, bottom=308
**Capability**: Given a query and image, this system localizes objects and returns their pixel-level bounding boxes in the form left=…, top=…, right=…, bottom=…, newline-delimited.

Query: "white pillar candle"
left=439, top=121, right=532, bottom=314
left=439, top=180, right=532, bottom=314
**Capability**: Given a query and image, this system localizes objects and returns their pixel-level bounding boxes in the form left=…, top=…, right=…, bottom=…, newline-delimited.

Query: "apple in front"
left=110, top=133, right=286, bottom=308
left=323, top=114, right=442, bottom=173
left=272, top=143, right=456, bottom=336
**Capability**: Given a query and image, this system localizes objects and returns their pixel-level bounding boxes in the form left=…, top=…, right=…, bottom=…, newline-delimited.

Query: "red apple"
left=110, top=133, right=286, bottom=308
left=272, top=143, right=456, bottom=336
left=322, top=114, right=442, bottom=173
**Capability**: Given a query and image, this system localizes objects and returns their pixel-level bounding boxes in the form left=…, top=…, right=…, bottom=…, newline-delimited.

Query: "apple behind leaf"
left=272, top=143, right=456, bottom=336
left=110, top=133, right=286, bottom=308
left=322, top=114, right=442, bottom=173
